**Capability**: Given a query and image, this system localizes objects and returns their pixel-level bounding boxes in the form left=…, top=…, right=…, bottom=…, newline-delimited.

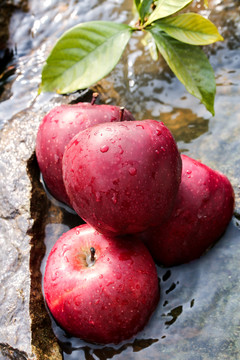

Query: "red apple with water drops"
left=62, top=119, right=182, bottom=236
left=43, top=224, right=160, bottom=344
left=142, top=154, right=235, bottom=266
left=36, top=98, right=135, bottom=205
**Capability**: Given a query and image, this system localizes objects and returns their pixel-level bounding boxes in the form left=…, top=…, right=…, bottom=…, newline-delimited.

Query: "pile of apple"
left=36, top=96, right=234, bottom=345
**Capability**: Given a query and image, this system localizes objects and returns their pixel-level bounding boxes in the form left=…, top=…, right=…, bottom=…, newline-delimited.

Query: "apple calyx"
left=85, top=247, right=96, bottom=267
left=119, top=106, right=125, bottom=122
left=91, top=92, right=99, bottom=105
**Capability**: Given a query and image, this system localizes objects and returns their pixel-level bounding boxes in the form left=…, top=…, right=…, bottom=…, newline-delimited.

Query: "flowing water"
left=1, top=0, right=240, bottom=359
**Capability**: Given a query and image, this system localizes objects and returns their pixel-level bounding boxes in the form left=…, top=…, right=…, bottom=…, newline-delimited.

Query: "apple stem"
left=119, top=107, right=125, bottom=122
left=91, top=92, right=99, bottom=105
left=90, top=247, right=96, bottom=262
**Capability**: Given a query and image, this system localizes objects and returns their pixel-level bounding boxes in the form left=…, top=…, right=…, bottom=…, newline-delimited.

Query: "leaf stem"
left=91, top=92, right=99, bottom=105
left=119, top=107, right=125, bottom=121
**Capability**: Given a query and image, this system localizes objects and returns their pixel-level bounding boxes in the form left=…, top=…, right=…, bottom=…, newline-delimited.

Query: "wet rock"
left=0, top=0, right=28, bottom=55
left=0, top=108, right=63, bottom=359
left=0, top=343, right=28, bottom=360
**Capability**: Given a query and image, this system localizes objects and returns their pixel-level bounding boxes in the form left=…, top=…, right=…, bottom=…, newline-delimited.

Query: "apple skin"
left=43, top=224, right=160, bottom=345
left=36, top=102, right=135, bottom=205
left=62, top=119, right=182, bottom=236
left=142, top=154, right=235, bottom=266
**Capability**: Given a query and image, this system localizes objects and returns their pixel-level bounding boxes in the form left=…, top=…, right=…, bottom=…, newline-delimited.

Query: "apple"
left=142, top=154, right=235, bottom=266
left=36, top=99, right=135, bottom=205
left=62, top=119, right=182, bottom=236
left=43, top=224, right=160, bottom=344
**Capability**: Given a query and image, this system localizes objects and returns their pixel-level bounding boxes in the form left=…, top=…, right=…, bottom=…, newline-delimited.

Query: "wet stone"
left=0, top=108, right=64, bottom=359
left=0, top=344, right=28, bottom=360
left=0, top=0, right=28, bottom=60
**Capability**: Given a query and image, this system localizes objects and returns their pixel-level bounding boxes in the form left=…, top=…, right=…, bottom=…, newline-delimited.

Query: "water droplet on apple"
left=100, top=145, right=109, bottom=153
left=60, top=244, right=68, bottom=256
left=99, top=274, right=103, bottom=279
left=107, top=280, right=114, bottom=286
left=51, top=271, right=59, bottom=282
left=74, top=296, right=81, bottom=306
left=128, top=167, right=137, bottom=176
left=95, top=192, right=101, bottom=202
left=54, top=154, right=60, bottom=163
left=186, top=169, right=192, bottom=178
left=111, top=193, right=118, bottom=204
left=115, top=273, right=122, bottom=280
left=155, top=149, right=160, bottom=155
left=156, top=129, right=161, bottom=136
left=118, top=145, right=124, bottom=154
left=73, top=139, right=79, bottom=146
left=161, top=147, right=166, bottom=152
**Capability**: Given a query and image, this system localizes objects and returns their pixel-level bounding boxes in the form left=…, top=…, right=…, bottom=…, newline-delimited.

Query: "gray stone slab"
left=0, top=109, right=63, bottom=359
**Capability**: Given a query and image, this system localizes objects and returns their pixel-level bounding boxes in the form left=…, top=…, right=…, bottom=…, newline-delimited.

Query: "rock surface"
left=0, top=109, right=62, bottom=359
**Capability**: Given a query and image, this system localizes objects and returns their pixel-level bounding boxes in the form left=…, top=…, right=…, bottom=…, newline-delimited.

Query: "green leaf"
left=134, top=0, right=141, bottom=9
left=138, top=0, right=153, bottom=22
left=142, top=32, right=159, bottom=61
left=145, top=0, right=193, bottom=26
left=40, top=21, right=133, bottom=94
left=148, top=25, right=216, bottom=115
left=156, top=13, right=224, bottom=45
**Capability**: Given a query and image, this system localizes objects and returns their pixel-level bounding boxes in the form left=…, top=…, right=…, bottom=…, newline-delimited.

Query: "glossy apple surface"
left=62, top=119, right=182, bottom=235
left=142, top=154, right=235, bottom=266
left=43, top=224, right=160, bottom=344
left=36, top=102, right=135, bottom=205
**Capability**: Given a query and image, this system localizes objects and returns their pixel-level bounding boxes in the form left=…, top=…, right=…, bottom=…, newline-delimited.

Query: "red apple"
left=142, top=154, right=235, bottom=266
left=62, top=119, right=182, bottom=236
left=43, top=224, right=160, bottom=344
left=36, top=101, right=135, bottom=205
